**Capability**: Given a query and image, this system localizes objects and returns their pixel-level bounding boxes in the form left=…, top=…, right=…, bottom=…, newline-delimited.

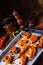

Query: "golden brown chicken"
left=22, top=32, right=30, bottom=39
left=19, top=44, right=28, bottom=57
left=18, top=39, right=28, bottom=57
left=20, top=54, right=27, bottom=65
left=18, top=39, right=27, bottom=47
left=3, top=55, right=12, bottom=64
left=25, top=46, right=36, bottom=60
left=29, top=35, right=38, bottom=43
left=38, top=36, right=43, bottom=47
left=9, top=46, right=18, bottom=55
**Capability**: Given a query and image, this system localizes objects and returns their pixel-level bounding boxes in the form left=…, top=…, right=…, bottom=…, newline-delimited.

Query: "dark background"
left=0, top=0, right=39, bottom=18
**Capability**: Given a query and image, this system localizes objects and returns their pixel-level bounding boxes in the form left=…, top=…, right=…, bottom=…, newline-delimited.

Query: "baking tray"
left=0, top=30, right=43, bottom=65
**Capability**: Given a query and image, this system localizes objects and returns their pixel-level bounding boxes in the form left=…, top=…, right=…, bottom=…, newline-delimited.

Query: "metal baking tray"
left=0, top=30, right=43, bottom=65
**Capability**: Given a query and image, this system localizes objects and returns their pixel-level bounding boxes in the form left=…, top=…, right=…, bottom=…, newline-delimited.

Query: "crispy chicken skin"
left=25, top=46, right=36, bottom=60
left=22, top=32, right=30, bottom=39
left=18, top=39, right=28, bottom=57
left=21, top=54, right=27, bottom=65
left=18, top=39, right=27, bottom=48
left=29, top=35, right=38, bottom=43
left=9, top=46, right=18, bottom=55
left=3, top=56, right=12, bottom=63
left=19, top=44, right=28, bottom=57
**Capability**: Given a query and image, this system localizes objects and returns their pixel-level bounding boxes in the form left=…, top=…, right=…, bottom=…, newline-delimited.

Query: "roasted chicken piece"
left=18, top=39, right=27, bottom=48
left=12, top=54, right=27, bottom=65
left=22, top=32, right=30, bottom=39
left=20, top=54, right=27, bottom=65
left=38, top=36, right=43, bottom=47
left=18, top=39, right=28, bottom=57
left=19, top=44, right=28, bottom=57
left=29, top=35, right=38, bottom=43
left=25, top=46, right=36, bottom=60
left=9, top=46, right=18, bottom=55
left=3, top=55, right=12, bottom=64
left=18, top=39, right=31, bottom=57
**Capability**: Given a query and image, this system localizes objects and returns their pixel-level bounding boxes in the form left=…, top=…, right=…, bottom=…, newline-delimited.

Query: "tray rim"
left=25, top=28, right=43, bottom=34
